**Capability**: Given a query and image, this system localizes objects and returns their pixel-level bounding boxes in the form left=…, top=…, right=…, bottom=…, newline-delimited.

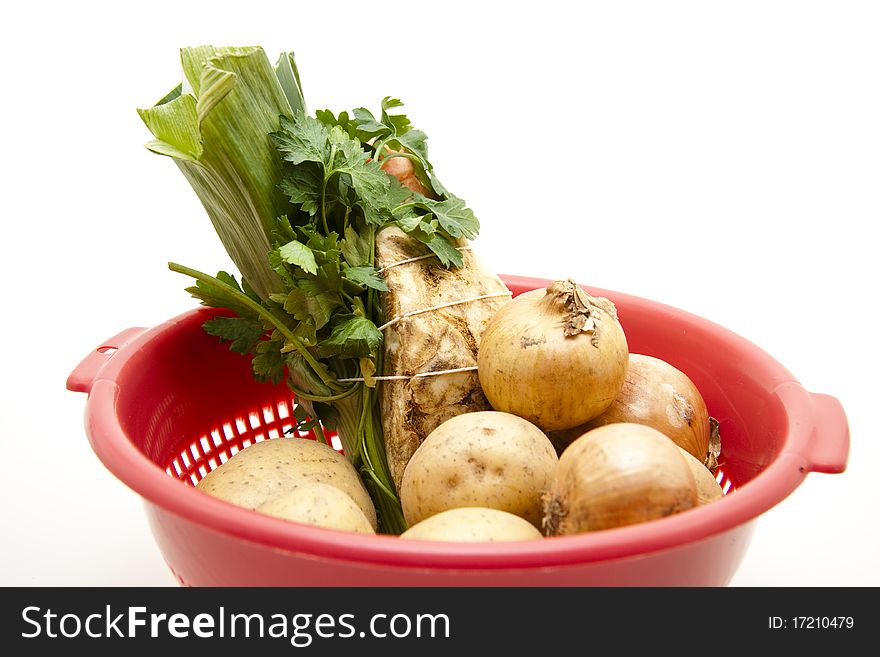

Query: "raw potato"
left=676, top=446, right=724, bottom=505
left=377, top=225, right=511, bottom=491
left=195, top=437, right=377, bottom=530
left=400, top=507, right=543, bottom=542
left=400, top=411, right=558, bottom=528
left=256, top=482, right=375, bottom=534
left=548, top=354, right=710, bottom=461
left=543, top=423, right=697, bottom=535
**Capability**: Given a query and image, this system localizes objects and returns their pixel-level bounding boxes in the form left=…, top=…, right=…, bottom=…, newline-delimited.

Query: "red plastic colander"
left=66, top=274, right=849, bottom=586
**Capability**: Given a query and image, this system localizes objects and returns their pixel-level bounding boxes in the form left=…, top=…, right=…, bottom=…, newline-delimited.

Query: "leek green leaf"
left=140, top=45, right=293, bottom=299
left=275, top=51, right=306, bottom=116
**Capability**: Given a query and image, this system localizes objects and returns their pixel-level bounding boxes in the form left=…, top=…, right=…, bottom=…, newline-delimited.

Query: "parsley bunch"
left=149, top=48, right=481, bottom=533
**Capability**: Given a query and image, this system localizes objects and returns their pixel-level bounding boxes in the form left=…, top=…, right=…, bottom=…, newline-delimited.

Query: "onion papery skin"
left=477, top=281, right=629, bottom=432
left=542, top=423, right=698, bottom=535
left=549, top=354, right=711, bottom=461
left=677, top=446, right=724, bottom=505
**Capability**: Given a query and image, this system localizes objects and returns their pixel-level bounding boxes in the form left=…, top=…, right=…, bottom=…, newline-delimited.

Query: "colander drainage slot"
left=162, top=395, right=345, bottom=487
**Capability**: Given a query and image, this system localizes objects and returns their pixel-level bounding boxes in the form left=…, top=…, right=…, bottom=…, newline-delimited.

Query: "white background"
left=2, top=1, right=877, bottom=586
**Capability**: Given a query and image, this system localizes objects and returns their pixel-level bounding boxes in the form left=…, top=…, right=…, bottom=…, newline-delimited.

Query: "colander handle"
left=803, top=392, right=850, bottom=474
left=66, top=327, right=147, bottom=394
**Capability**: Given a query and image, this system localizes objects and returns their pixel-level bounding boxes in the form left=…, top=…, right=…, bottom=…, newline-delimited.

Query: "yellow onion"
left=477, top=279, right=628, bottom=431
left=548, top=354, right=710, bottom=462
left=676, top=446, right=724, bottom=505
left=542, top=423, right=697, bottom=535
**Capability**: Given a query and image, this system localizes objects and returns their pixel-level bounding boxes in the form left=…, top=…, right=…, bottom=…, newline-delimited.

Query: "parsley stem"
left=312, top=421, right=328, bottom=446
left=372, top=138, right=388, bottom=160
left=391, top=201, right=420, bottom=213
left=380, top=150, right=419, bottom=163
left=355, top=380, right=370, bottom=459
left=321, top=144, right=338, bottom=234
left=168, top=262, right=345, bottom=392
left=290, top=383, right=360, bottom=403
left=365, top=224, right=378, bottom=326
left=320, top=176, right=330, bottom=234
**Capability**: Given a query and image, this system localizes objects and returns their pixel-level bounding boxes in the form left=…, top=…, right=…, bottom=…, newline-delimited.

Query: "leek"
left=138, top=46, right=297, bottom=300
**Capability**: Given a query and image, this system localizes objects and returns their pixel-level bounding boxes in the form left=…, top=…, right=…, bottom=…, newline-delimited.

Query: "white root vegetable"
left=400, top=507, right=543, bottom=542
left=542, top=423, right=697, bottom=535
left=400, top=411, right=558, bottom=528
left=477, top=279, right=629, bottom=431
left=548, top=354, right=711, bottom=462
left=256, top=482, right=376, bottom=534
left=376, top=225, right=511, bottom=491
left=195, top=438, right=377, bottom=530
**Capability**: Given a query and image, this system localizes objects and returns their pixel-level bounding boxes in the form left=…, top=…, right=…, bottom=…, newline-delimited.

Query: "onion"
left=548, top=354, right=710, bottom=462
left=542, top=423, right=697, bottom=535
left=477, top=279, right=629, bottom=431
left=676, top=446, right=724, bottom=505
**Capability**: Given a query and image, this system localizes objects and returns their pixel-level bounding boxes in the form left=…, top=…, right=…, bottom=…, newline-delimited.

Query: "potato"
left=195, top=437, right=377, bottom=529
left=256, top=482, right=375, bottom=534
left=400, top=507, right=543, bottom=542
left=400, top=411, right=558, bottom=528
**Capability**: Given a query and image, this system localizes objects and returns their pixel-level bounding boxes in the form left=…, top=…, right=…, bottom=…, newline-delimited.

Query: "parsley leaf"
left=397, top=129, right=428, bottom=162
left=399, top=196, right=479, bottom=240
left=277, top=239, right=318, bottom=274
left=289, top=404, right=320, bottom=433
left=202, top=315, right=265, bottom=354
left=271, top=113, right=329, bottom=165
left=318, top=314, right=383, bottom=358
left=332, top=136, right=394, bottom=226
left=279, top=164, right=323, bottom=216
left=280, top=278, right=342, bottom=330
left=251, top=332, right=287, bottom=384
left=344, top=265, right=389, bottom=292
left=350, top=107, right=390, bottom=140
left=419, top=232, right=464, bottom=268
left=183, top=271, right=259, bottom=319
left=340, top=223, right=371, bottom=267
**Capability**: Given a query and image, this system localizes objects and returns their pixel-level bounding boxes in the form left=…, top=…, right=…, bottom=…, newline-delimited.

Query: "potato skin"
left=195, top=438, right=377, bottom=530
left=400, top=507, right=543, bottom=542
left=256, top=483, right=375, bottom=534
left=400, top=411, right=558, bottom=528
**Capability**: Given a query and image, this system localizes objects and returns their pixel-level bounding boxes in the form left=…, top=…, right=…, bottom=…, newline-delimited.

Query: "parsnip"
left=376, top=226, right=511, bottom=490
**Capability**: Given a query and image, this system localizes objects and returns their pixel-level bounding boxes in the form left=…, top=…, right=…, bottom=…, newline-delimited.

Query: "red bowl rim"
left=79, top=274, right=827, bottom=569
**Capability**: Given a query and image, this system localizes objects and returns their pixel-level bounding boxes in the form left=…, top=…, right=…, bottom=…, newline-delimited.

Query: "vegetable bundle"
left=139, top=46, right=502, bottom=533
